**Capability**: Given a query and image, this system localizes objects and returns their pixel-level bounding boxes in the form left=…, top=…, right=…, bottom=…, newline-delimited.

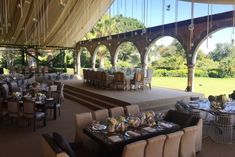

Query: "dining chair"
left=179, top=126, right=198, bottom=157
left=125, top=105, right=140, bottom=116
left=211, top=113, right=233, bottom=144
left=1, top=84, right=11, bottom=100
left=93, top=109, right=109, bottom=122
left=145, top=135, right=166, bottom=157
left=49, top=85, right=58, bottom=97
left=109, top=107, right=125, bottom=117
left=113, top=72, right=126, bottom=90
left=74, top=112, right=93, bottom=145
left=96, top=71, right=102, bottom=87
left=144, top=69, right=153, bottom=89
left=23, top=100, right=46, bottom=131
left=7, top=99, right=20, bottom=124
left=45, top=91, right=60, bottom=117
left=101, top=71, right=108, bottom=89
left=163, top=131, right=184, bottom=157
left=83, top=69, right=87, bottom=84
left=122, top=140, right=147, bottom=157
left=130, top=72, right=144, bottom=90
left=0, top=98, right=7, bottom=126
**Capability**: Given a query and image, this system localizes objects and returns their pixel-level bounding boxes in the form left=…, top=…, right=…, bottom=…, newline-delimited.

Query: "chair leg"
left=33, top=119, right=36, bottom=131
left=58, top=107, right=61, bottom=116
left=43, top=117, right=46, bottom=126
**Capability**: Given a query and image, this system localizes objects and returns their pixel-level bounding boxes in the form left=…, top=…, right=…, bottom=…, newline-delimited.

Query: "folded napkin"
left=108, top=135, right=122, bottom=142
left=142, top=127, right=156, bottom=133
left=35, top=101, right=42, bottom=104
left=159, top=122, right=172, bottom=128
left=126, top=131, right=140, bottom=137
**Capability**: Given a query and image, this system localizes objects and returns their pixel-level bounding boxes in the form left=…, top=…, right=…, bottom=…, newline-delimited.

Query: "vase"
left=108, top=125, right=115, bottom=133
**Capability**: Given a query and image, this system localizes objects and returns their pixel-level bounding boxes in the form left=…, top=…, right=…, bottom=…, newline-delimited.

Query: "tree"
left=80, top=48, right=92, bottom=68
left=83, top=14, right=145, bottom=69
left=209, top=43, right=233, bottom=61
left=116, top=42, right=141, bottom=68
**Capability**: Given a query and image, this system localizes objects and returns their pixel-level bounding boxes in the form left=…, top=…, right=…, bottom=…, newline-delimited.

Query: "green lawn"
left=152, top=77, right=235, bottom=97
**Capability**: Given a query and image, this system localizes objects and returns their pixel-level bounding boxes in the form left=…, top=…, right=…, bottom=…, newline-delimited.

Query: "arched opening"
left=115, top=41, right=141, bottom=69
left=93, top=45, right=112, bottom=70
left=79, top=47, right=92, bottom=68
left=146, top=36, right=187, bottom=90
left=193, top=27, right=235, bottom=96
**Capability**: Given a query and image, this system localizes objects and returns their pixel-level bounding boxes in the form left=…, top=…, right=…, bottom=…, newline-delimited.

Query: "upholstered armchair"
left=93, top=109, right=109, bottom=122
left=122, top=140, right=147, bottom=157
left=125, top=105, right=140, bottom=116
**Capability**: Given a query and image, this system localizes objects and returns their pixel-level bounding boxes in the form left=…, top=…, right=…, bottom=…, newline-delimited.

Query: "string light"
left=206, top=0, right=210, bottom=49
left=162, top=0, right=165, bottom=37
left=175, top=0, right=178, bottom=35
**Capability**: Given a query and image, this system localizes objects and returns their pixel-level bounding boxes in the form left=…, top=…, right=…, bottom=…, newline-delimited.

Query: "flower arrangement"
left=229, top=91, right=235, bottom=100
left=13, top=92, right=22, bottom=99
left=208, top=94, right=228, bottom=110
left=36, top=92, right=46, bottom=101
left=128, top=117, right=140, bottom=128
left=138, top=111, right=156, bottom=126
left=107, top=117, right=118, bottom=133
left=115, top=116, right=127, bottom=132
left=107, top=117, right=117, bottom=126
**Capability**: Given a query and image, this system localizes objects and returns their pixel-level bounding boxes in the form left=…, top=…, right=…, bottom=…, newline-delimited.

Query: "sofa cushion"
left=42, top=134, right=63, bottom=154
left=164, top=110, right=193, bottom=128
left=53, top=132, right=77, bottom=157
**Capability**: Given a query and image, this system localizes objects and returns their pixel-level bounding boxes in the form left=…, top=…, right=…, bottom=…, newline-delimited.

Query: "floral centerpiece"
left=115, top=116, right=127, bottom=132
left=138, top=111, right=156, bottom=127
left=13, top=92, right=22, bottom=100
left=36, top=92, right=46, bottom=101
left=128, top=117, right=140, bottom=128
left=208, top=95, right=228, bottom=110
left=229, top=90, right=235, bottom=100
left=107, top=117, right=117, bottom=133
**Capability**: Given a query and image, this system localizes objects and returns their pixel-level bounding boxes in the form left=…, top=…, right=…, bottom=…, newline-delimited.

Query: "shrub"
left=194, top=69, right=208, bottom=77
left=208, top=70, right=221, bottom=78
left=153, top=69, right=187, bottom=77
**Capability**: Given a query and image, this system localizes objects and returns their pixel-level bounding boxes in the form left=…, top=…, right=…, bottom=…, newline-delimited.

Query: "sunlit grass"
left=152, top=77, right=235, bottom=97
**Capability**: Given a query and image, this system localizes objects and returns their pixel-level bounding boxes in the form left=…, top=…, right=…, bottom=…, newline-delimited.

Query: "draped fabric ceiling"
left=0, top=0, right=233, bottom=48
left=0, top=0, right=113, bottom=48
left=181, top=0, right=235, bottom=4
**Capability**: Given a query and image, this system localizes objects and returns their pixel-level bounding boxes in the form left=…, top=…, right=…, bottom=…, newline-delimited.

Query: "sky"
left=108, top=0, right=235, bottom=54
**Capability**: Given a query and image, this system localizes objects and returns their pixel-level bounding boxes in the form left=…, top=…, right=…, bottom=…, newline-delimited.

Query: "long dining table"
left=83, top=120, right=180, bottom=156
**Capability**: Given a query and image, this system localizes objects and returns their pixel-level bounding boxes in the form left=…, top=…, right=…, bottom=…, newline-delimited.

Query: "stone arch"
left=93, top=44, right=112, bottom=69
left=114, top=41, right=141, bottom=68
left=192, top=26, right=234, bottom=65
left=144, top=36, right=186, bottom=67
left=78, top=47, right=92, bottom=68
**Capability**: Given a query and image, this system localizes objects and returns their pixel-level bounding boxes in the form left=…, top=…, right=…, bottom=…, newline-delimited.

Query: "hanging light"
left=166, top=5, right=171, bottom=11
left=189, top=0, right=194, bottom=49
left=231, top=3, right=235, bottom=45
left=206, top=0, right=210, bottom=49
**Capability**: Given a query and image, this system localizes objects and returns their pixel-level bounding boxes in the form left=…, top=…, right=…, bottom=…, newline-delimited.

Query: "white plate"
left=92, top=124, right=107, bottom=131
left=46, top=98, right=54, bottom=101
